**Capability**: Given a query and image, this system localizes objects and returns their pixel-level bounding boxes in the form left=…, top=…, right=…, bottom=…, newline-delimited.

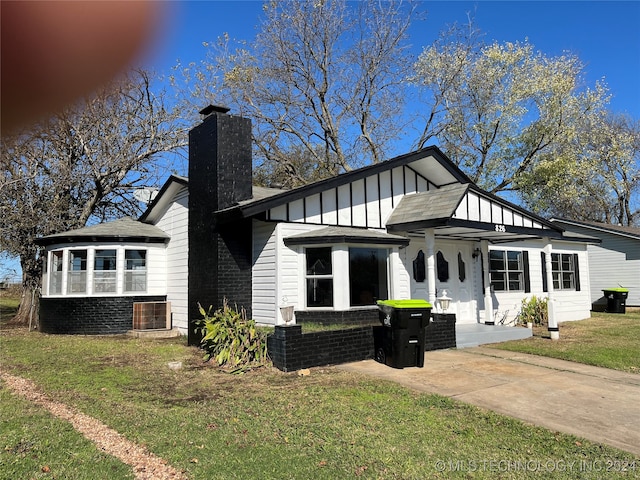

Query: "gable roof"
left=139, top=174, right=188, bottom=223
left=550, top=218, right=640, bottom=241
left=35, top=217, right=170, bottom=246
left=234, top=146, right=470, bottom=218
left=386, top=183, right=563, bottom=242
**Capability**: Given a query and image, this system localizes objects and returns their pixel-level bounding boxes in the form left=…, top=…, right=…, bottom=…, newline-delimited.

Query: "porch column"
left=544, top=238, right=560, bottom=340
left=425, top=229, right=437, bottom=305
left=481, top=240, right=494, bottom=325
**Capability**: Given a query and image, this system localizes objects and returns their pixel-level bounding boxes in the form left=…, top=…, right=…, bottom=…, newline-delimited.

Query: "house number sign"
left=494, top=224, right=507, bottom=233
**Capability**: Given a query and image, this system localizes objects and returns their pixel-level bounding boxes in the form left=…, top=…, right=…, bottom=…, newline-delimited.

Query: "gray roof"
left=35, top=217, right=169, bottom=246
left=551, top=218, right=640, bottom=241
left=284, top=226, right=409, bottom=246
left=386, top=184, right=469, bottom=227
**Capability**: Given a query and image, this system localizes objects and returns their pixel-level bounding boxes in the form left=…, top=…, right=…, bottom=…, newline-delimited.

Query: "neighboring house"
left=550, top=218, right=640, bottom=308
left=37, top=106, right=596, bottom=342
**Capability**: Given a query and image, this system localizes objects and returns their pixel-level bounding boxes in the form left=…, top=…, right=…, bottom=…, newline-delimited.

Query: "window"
left=67, top=250, right=87, bottom=293
left=349, top=247, right=388, bottom=306
left=306, top=248, right=333, bottom=307
left=458, top=252, right=466, bottom=282
left=49, top=251, right=63, bottom=294
left=436, top=251, right=449, bottom=282
left=125, top=250, right=147, bottom=292
left=543, top=253, right=580, bottom=291
left=94, top=249, right=117, bottom=293
left=490, top=250, right=530, bottom=292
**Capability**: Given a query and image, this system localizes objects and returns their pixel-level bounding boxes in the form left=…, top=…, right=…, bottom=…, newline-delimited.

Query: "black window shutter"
left=523, top=251, right=530, bottom=293
left=541, top=252, right=548, bottom=292
left=573, top=253, right=581, bottom=291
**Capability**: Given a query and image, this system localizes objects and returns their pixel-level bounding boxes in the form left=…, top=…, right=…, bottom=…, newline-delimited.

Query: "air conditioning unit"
left=133, top=301, right=171, bottom=330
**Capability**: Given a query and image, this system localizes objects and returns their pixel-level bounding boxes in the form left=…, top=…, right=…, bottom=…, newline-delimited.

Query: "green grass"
left=1, top=328, right=638, bottom=479
left=0, top=294, right=20, bottom=323
left=0, top=388, right=134, bottom=479
left=491, top=310, right=640, bottom=373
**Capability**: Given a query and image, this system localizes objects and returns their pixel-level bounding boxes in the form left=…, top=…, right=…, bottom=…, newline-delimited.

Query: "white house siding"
left=549, top=220, right=640, bottom=307
left=154, top=188, right=189, bottom=333
left=252, top=220, right=277, bottom=325
left=588, top=243, right=640, bottom=306
left=276, top=223, right=317, bottom=322
left=480, top=240, right=591, bottom=324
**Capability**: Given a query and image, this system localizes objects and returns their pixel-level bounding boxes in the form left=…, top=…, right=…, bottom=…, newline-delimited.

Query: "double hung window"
left=94, top=249, right=117, bottom=293
left=305, top=248, right=333, bottom=307
left=67, top=250, right=87, bottom=293
left=490, top=250, right=529, bottom=292
left=125, top=250, right=147, bottom=292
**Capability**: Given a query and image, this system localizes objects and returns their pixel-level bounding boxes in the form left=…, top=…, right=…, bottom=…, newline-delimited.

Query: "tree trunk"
left=8, top=285, right=40, bottom=329
left=8, top=251, right=41, bottom=328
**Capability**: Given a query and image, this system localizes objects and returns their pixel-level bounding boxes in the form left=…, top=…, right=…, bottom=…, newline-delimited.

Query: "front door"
left=434, top=242, right=477, bottom=323
left=407, top=240, right=478, bottom=323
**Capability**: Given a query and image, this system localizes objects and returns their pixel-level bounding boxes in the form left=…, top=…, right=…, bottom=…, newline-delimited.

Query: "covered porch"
left=386, top=183, right=565, bottom=338
left=456, top=323, right=532, bottom=348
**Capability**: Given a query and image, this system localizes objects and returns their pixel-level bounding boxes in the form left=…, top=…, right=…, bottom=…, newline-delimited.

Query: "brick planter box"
left=267, top=312, right=457, bottom=372
left=267, top=325, right=375, bottom=372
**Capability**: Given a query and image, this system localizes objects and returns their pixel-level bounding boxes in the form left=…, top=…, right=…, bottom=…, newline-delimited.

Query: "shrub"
left=195, top=299, right=269, bottom=373
left=520, top=296, right=548, bottom=326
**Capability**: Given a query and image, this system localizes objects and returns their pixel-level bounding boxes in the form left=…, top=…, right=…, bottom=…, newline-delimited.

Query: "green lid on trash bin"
left=603, top=288, right=629, bottom=293
left=377, top=299, right=432, bottom=309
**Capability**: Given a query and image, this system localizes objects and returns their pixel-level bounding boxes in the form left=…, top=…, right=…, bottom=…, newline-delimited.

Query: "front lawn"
left=1, top=328, right=637, bottom=479
left=491, top=311, right=640, bottom=373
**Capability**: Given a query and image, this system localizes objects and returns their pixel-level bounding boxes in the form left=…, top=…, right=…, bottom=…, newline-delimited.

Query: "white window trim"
left=44, top=246, right=148, bottom=297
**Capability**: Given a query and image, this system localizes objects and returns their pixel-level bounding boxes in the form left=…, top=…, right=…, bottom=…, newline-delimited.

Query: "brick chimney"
left=187, top=106, right=253, bottom=345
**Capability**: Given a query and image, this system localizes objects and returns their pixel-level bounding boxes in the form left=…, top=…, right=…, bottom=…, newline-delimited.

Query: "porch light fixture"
left=438, top=289, right=451, bottom=312
left=472, top=248, right=481, bottom=259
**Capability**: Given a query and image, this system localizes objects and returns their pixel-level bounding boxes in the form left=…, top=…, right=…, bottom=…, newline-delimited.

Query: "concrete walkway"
left=337, top=347, right=640, bottom=456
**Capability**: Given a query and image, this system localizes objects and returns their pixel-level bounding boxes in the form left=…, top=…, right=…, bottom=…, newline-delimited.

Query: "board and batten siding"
left=264, top=166, right=434, bottom=228
left=154, top=187, right=189, bottom=333
left=454, top=191, right=544, bottom=229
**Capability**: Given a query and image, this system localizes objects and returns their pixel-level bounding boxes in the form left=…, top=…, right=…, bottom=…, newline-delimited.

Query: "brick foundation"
left=40, top=296, right=167, bottom=335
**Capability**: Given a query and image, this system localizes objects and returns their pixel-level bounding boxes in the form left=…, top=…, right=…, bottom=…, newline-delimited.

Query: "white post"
left=544, top=238, right=560, bottom=340
left=481, top=240, right=494, bottom=324
left=425, top=229, right=437, bottom=306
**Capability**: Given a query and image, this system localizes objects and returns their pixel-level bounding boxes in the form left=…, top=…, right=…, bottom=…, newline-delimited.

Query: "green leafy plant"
left=195, top=299, right=269, bottom=373
left=520, top=295, right=548, bottom=326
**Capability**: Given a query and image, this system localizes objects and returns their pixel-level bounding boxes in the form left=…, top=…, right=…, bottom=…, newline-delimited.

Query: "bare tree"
left=0, top=69, right=187, bottom=326
left=176, top=0, right=419, bottom=175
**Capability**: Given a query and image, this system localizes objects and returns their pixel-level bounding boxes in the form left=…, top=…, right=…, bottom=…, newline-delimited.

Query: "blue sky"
left=2, top=1, right=639, bottom=280
left=145, top=0, right=640, bottom=117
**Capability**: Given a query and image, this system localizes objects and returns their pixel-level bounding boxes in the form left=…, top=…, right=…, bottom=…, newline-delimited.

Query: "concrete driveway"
left=337, top=347, right=640, bottom=456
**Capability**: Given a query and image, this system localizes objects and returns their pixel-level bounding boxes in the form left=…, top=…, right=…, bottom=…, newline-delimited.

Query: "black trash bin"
left=374, top=300, right=432, bottom=369
left=603, top=289, right=629, bottom=314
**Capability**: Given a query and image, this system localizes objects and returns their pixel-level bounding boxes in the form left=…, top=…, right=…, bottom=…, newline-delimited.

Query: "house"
left=550, top=218, right=639, bottom=309
left=37, top=106, right=596, bottom=345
